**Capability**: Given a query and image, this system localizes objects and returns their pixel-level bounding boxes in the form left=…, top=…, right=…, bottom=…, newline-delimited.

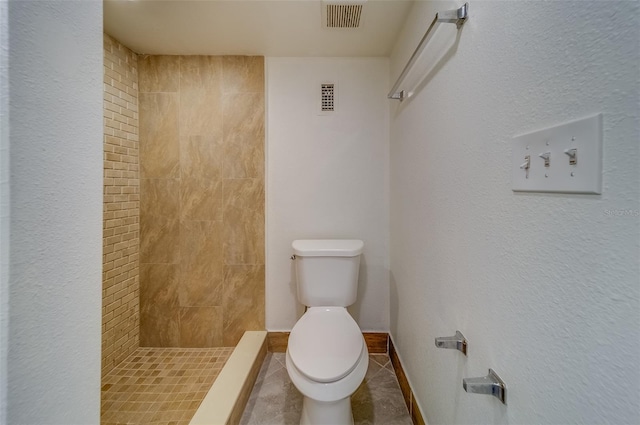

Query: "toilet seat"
left=288, top=307, right=364, bottom=383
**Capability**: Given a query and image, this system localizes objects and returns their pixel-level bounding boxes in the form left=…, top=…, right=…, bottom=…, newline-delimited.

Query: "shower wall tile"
left=179, top=307, right=223, bottom=347
left=180, top=56, right=223, bottom=91
left=140, top=305, right=181, bottom=347
left=222, top=177, right=263, bottom=207
left=140, top=178, right=179, bottom=218
left=140, top=262, right=181, bottom=347
left=102, top=34, right=140, bottom=378
left=140, top=263, right=179, bottom=314
left=222, top=135, right=265, bottom=180
left=223, top=93, right=265, bottom=140
left=222, top=93, right=265, bottom=179
left=223, top=265, right=265, bottom=346
left=179, top=56, right=224, bottom=138
left=180, top=178, right=223, bottom=221
left=140, top=214, right=180, bottom=264
left=139, top=93, right=180, bottom=178
left=179, top=220, right=224, bottom=307
left=139, top=55, right=264, bottom=348
left=138, top=55, right=179, bottom=93
left=140, top=264, right=180, bottom=347
left=223, top=179, right=265, bottom=265
left=181, top=136, right=223, bottom=181
left=223, top=56, right=265, bottom=94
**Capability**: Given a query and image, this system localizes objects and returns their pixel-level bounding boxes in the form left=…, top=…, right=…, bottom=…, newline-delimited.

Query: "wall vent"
left=321, top=83, right=335, bottom=112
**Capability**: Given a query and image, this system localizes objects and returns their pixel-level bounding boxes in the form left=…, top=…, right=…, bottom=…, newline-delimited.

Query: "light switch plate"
left=512, top=114, right=603, bottom=194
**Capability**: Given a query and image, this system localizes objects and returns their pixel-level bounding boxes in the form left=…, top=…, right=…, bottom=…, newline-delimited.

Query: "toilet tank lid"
left=292, top=239, right=364, bottom=257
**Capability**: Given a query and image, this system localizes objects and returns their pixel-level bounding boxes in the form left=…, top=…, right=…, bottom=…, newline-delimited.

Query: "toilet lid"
left=288, top=307, right=364, bottom=383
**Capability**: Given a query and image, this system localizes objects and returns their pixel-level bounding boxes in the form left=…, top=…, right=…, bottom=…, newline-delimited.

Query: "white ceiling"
left=104, top=0, right=414, bottom=57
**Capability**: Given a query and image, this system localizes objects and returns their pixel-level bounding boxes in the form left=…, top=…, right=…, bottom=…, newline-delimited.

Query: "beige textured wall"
left=102, top=34, right=140, bottom=377
left=138, top=56, right=265, bottom=347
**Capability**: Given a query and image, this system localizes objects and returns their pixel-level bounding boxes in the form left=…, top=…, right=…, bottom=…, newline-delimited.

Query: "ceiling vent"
left=322, top=1, right=367, bottom=28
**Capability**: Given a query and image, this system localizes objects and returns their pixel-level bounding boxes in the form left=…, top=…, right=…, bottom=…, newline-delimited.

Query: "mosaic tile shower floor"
left=101, top=347, right=233, bottom=425
left=241, top=352, right=412, bottom=425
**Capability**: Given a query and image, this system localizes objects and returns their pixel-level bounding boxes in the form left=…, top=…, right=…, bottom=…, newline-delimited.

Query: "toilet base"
left=300, top=396, right=353, bottom=425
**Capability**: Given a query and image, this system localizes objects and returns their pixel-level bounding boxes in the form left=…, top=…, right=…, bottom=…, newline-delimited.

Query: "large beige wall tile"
left=140, top=307, right=180, bottom=347
left=179, top=220, right=224, bottom=307
left=139, top=93, right=180, bottom=178
left=223, top=93, right=264, bottom=139
left=223, top=56, right=264, bottom=94
left=140, top=178, right=179, bottom=218
left=140, top=263, right=179, bottom=311
left=138, top=55, right=179, bottom=93
left=179, top=56, right=223, bottom=139
left=180, top=56, right=222, bottom=91
left=180, top=136, right=223, bottom=181
left=222, top=136, right=264, bottom=179
left=140, top=214, right=179, bottom=264
left=222, top=93, right=265, bottom=179
left=139, top=264, right=180, bottom=347
left=180, top=178, right=223, bottom=221
left=222, top=265, right=265, bottom=346
left=179, top=307, right=223, bottom=347
left=223, top=179, right=265, bottom=265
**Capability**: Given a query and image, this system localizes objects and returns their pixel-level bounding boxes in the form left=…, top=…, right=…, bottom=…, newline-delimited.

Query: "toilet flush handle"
left=290, top=254, right=296, bottom=260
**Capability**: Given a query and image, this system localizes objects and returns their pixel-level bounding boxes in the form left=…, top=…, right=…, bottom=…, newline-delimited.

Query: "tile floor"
left=101, top=346, right=233, bottom=425
left=240, top=353, right=412, bottom=425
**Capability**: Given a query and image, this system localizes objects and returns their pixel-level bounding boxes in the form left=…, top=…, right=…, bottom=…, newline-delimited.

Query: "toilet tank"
left=292, top=239, right=364, bottom=307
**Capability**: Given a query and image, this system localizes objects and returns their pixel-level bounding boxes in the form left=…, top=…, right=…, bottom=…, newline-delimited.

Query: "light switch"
left=512, top=114, right=603, bottom=194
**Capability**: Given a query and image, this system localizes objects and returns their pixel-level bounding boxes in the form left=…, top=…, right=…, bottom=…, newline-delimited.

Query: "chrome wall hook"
left=434, top=331, right=467, bottom=355
left=463, top=369, right=507, bottom=404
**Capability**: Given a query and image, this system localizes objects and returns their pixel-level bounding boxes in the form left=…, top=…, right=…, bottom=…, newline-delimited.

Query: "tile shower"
left=102, top=33, right=265, bottom=423
left=138, top=54, right=265, bottom=347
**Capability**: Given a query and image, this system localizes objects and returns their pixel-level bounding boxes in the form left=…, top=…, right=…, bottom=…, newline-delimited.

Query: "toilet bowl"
left=286, top=239, right=366, bottom=425
left=286, top=307, right=369, bottom=425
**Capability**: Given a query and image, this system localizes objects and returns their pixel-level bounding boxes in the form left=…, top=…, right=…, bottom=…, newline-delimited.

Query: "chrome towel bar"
left=388, top=2, right=469, bottom=101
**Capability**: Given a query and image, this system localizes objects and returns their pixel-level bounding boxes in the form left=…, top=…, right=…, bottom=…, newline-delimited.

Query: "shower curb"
left=189, top=331, right=267, bottom=425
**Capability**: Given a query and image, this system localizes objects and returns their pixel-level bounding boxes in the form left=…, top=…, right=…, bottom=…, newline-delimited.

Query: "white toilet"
left=286, top=239, right=368, bottom=425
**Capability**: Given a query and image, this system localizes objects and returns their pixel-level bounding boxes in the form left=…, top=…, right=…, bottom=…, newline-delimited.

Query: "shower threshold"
left=190, top=331, right=267, bottom=424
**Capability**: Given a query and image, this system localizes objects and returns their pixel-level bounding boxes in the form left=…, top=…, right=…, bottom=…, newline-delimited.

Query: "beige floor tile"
left=101, top=347, right=233, bottom=425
